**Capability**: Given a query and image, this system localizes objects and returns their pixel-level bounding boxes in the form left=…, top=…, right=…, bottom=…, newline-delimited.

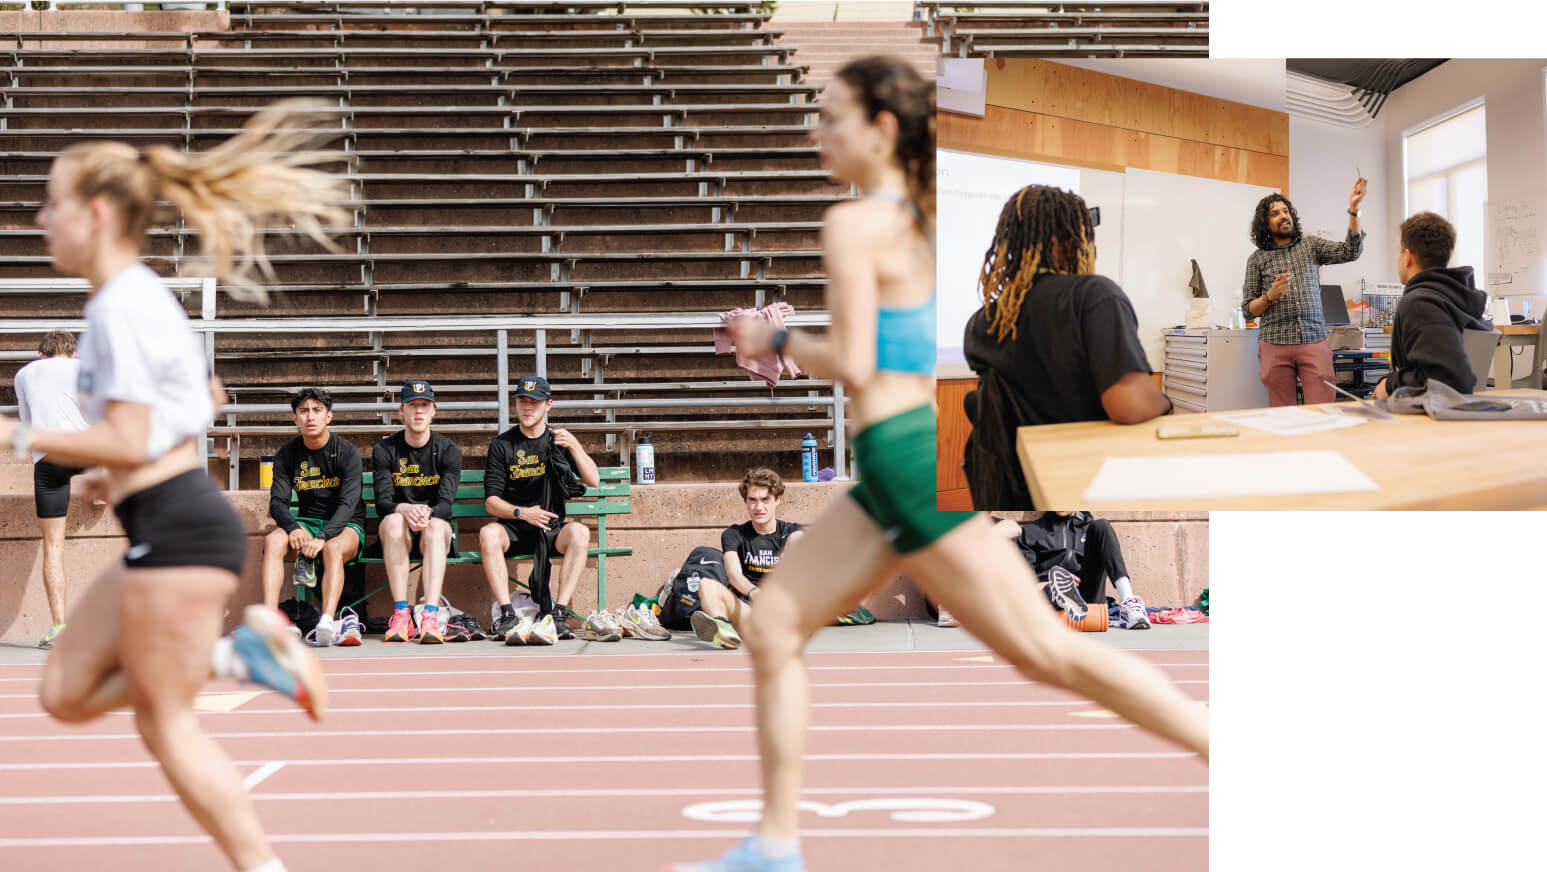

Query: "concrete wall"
left=0, top=481, right=1207, bottom=641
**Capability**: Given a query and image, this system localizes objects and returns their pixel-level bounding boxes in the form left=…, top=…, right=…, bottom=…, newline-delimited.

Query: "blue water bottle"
left=801, top=433, right=818, bottom=483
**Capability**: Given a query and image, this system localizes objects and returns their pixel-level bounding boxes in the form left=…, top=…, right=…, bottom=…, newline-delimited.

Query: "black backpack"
left=659, top=545, right=730, bottom=629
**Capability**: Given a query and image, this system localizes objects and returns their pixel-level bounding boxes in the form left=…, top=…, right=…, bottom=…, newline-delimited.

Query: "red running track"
left=0, top=648, right=1209, bottom=871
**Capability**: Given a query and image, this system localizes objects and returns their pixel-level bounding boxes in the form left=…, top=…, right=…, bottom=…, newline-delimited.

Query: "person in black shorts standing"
left=478, top=376, right=599, bottom=645
left=261, top=387, right=366, bottom=647
left=690, top=468, right=804, bottom=649
left=371, top=380, right=462, bottom=644
left=15, top=330, right=88, bottom=648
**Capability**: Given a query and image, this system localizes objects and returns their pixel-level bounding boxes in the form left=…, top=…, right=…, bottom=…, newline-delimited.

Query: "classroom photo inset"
left=936, top=58, right=1547, bottom=512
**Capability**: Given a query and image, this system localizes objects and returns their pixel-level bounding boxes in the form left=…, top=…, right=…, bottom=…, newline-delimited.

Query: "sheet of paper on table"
left=1081, top=450, right=1380, bottom=503
left=1213, top=406, right=1368, bottom=437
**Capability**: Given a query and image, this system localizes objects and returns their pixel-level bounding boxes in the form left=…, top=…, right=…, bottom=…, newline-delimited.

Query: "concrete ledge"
left=0, top=10, right=228, bottom=45
left=0, top=483, right=1207, bottom=641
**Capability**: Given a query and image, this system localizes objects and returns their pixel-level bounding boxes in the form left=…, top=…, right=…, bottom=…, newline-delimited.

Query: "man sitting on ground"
left=995, top=510, right=1148, bottom=629
left=261, top=387, right=366, bottom=646
left=478, top=376, right=600, bottom=645
left=371, top=380, right=462, bottom=644
left=690, top=468, right=804, bottom=650
left=1372, top=211, right=1490, bottom=399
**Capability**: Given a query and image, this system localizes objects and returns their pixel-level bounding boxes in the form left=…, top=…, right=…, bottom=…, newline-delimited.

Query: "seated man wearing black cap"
left=371, top=380, right=463, bottom=644
left=478, top=376, right=601, bottom=645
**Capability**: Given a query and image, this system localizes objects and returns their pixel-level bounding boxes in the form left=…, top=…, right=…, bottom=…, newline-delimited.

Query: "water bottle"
left=801, top=433, right=818, bottom=483
left=635, top=433, right=655, bottom=485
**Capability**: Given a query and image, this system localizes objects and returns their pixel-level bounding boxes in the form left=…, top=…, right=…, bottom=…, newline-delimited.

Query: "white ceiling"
left=1049, top=59, right=1288, bottom=112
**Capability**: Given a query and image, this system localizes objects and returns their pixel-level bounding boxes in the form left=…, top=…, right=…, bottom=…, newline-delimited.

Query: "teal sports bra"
left=867, top=191, right=936, bottom=376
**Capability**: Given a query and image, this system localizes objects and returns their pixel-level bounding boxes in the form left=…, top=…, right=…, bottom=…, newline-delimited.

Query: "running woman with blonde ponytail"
left=671, top=58, right=1209, bottom=872
left=0, top=100, right=349, bottom=872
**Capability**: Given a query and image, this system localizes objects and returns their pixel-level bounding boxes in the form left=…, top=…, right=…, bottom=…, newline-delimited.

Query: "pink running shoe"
left=418, top=610, right=445, bottom=645
left=384, top=607, right=416, bottom=643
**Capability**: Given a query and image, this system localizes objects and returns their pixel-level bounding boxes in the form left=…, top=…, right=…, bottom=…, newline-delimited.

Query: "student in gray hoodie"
left=1373, top=211, right=1490, bottom=398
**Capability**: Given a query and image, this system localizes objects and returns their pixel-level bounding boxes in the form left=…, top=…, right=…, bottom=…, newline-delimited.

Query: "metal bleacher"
left=916, top=1, right=1209, bottom=58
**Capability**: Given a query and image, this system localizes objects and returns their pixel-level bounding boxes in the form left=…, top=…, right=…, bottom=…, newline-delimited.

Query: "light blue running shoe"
left=231, top=605, right=328, bottom=720
left=670, top=836, right=807, bottom=872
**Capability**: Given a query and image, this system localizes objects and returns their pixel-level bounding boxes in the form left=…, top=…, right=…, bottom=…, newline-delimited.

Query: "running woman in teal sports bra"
left=672, top=56, right=1210, bottom=872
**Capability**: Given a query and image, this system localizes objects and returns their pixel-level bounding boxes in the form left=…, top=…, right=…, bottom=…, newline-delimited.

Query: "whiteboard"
left=935, top=149, right=1081, bottom=367
left=1484, top=196, right=1544, bottom=297
left=1119, top=168, right=1279, bottom=366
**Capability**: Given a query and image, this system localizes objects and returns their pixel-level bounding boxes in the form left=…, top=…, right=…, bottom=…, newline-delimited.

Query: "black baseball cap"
left=514, top=375, right=551, bottom=401
left=400, top=380, right=435, bottom=403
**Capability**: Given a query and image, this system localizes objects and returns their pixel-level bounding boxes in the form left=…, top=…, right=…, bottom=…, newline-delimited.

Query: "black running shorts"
left=497, top=518, right=561, bottom=560
left=113, top=469, right=247, bottom=576
left=33, top=460, right=83, bottom=519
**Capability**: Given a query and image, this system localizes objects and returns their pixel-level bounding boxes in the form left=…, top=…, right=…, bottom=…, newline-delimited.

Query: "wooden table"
left=1015, top=390, right=1547, bottom=509
left=1495, top=323, right=1542, bottom=389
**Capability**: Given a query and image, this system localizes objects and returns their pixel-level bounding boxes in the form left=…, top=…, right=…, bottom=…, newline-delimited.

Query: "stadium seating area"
left=918, top=1, right=1208, bottom=58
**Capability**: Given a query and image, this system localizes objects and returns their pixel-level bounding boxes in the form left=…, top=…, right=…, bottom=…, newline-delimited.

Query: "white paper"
left=1214, top=407, right=1368, bottom=437
left=1081, top=450, right=1380, bottom=503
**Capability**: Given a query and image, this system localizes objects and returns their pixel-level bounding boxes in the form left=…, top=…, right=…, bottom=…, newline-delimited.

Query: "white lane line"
left=0, top=661, right=1209, bottom=683
left=0, top=679, right=1207, bottom=700
left=0, top=723, right=1135, bottom=742
left=241, top=761, right=285, bottom=790
left=0, top=784, right=1209, bottom=806
left=0, top=827, right=1209, bottom=848
left=0, top=750, right=1201, bottom=772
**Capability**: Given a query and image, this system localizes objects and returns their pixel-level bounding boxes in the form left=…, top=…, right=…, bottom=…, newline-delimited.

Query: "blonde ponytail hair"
left=59, top=99, right=351, bottom=303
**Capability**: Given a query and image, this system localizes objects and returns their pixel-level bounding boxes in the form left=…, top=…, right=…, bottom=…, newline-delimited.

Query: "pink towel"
left=714, top=303, right=801, bottom=387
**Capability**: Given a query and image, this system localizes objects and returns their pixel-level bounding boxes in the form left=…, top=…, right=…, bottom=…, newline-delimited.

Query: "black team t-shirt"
left=720, top=519, right=802, bottom=586
left=483, top=426, right=576, bottom=516
left=964, top=273, right=1153, bottom=426
left=371, top=430, right=462, bottom=520
left=269, top=432, right=365, bottom=538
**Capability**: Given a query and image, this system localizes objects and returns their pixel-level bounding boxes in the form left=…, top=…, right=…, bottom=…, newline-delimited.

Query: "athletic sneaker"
left=418, top=611, right=445, bottom=644
left=671, top=836, right=807, bottom=872
left=936, top=607, right=959, bottom=628
left=293, top=554, right=320, bottom=589
left=1044, top=566, right=1089, bottom=622
left=527, top=612, right=558, bottom=646
left=305, top=613, right=338, bottom=648
left=336, top=608, right=363, bottom=647
left=491, top=612, right=521, bottom=642
left=38, top=623, right=65, bottom=649
left=505, top=613, right=536, bottom=646
left=581, top=609, right=622, bottom=642
left=551, top=607, right=574, bottom=641
left=1118, top=596, right=1151, bottom=630
left=691, top=610, right=742, bottom=650
left=231, top=605, right=327, bottom=720
left=620, top=604, right=671, bottom=640
left=385, top=607, right=416, bottom=643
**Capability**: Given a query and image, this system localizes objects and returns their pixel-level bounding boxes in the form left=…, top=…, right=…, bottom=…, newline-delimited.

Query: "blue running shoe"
left=1044, top=566, right=1089, bottom=622
left=669, top=836, right=806, bottom=872
left=232, top=605, right=328, bottom=720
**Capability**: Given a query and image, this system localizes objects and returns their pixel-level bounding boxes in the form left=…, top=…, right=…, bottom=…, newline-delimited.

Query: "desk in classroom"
left=1495, top=323, right=1542, bottom=389
left=1015, top=390, right=1547, bottom=510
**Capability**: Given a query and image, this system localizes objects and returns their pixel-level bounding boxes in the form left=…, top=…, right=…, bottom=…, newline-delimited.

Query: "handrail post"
left=497, top=328, right=509, bottom=432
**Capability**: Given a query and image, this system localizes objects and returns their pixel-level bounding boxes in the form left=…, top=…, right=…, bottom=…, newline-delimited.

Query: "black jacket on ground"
left=1387, top=265, right=1490, bottom=394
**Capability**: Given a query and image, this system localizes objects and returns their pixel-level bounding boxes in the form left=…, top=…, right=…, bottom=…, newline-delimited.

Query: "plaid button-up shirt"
left=1241, top=229, right=1365, bottom=345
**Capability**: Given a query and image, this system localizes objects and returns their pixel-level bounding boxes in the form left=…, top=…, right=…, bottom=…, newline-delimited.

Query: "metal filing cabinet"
left=1161, top=329, right=1270, bottom=413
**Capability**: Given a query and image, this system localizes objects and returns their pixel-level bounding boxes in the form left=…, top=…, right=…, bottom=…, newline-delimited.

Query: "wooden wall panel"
left=939, top=105, right=1290, bottom=193
left=935, top=378, right=974, bottom=493
left=981, top=59, right=1289, bottom=158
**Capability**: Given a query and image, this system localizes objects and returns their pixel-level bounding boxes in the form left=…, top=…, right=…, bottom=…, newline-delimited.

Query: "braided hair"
left=1250, top=193, right=1302, bottom=251
left=977, top=185, right=1096, bottom=342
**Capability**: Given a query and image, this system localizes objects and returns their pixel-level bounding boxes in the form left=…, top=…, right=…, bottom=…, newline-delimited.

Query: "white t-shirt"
left=15, top=355, right=86, bottom=464
left=77, top=264, right=212, bottom=462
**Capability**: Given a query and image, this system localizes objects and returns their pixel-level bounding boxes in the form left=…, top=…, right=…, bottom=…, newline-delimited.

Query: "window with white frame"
left=1403, top=102, right=1487, bottom=273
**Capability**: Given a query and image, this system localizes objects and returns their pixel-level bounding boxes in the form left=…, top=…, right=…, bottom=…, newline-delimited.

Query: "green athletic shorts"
left=848, top=404, right=976, bottom=554
left=295, top=516, right=365, bottom=551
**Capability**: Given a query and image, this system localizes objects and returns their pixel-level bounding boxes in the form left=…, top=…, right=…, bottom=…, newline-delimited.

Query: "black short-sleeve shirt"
left=720, top=519, right=802, bottom=586
left=964, top=273, right=1153, bottom=426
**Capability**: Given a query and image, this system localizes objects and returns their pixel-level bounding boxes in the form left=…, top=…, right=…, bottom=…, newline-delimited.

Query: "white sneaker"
left=528, top=613, right=558, bottom=646
left=305, top=614, right=337, bottom=648
left=1119, top=596, right=1151, bottom=630
left=936, top=607, right=959, bottom=628
left=582, top=609, right=623, bottom=642
left=620, top=603, right=672, bottom=640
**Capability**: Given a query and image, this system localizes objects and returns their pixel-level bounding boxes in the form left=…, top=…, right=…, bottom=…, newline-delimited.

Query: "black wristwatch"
left=770, top=329, right=790, bottom=354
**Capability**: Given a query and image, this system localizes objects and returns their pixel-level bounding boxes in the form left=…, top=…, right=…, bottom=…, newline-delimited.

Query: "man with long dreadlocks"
left=1241, top=180, right=1367, bottom=406
left=960, top=184, right=1172, bottom=509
